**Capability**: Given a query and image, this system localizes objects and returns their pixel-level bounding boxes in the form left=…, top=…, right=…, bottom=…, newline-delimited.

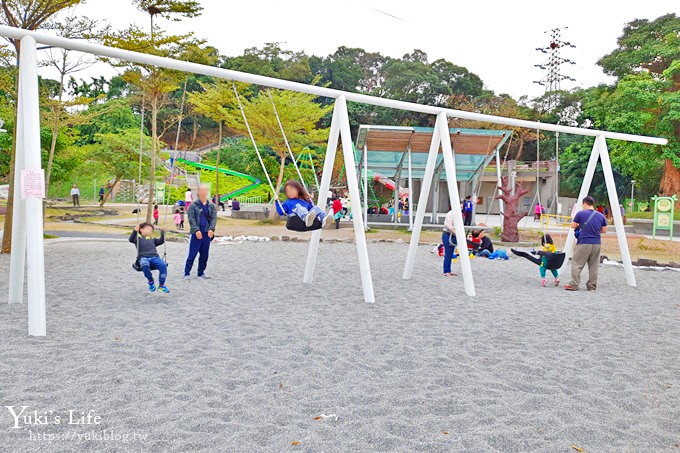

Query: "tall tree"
left=41, top=15, right=99, bottom=193
left=597, top=13, right=680, bottom=201
left=187, top=79, right=238, bottom=196
left=104, top=0, right=201, bottom=222
left=0, top=0, right=86, bottom=253
left=230, top=87, right=331, bottom=197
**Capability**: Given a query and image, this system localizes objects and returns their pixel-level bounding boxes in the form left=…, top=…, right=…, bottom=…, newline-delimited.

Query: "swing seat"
left=544, top=252, right=566, bottom=270
left=285, top=215, right=323, bottom=232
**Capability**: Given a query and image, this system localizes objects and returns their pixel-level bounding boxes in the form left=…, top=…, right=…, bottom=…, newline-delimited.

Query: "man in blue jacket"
left=184, top=185, right=217, bottom=280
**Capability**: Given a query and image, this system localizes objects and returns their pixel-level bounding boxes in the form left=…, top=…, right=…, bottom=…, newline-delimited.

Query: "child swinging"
left=129, top=223, right=170, bottom=293
left=511, top=234, right=561, bottom=287
left=275, top=180, right=331, bottom=232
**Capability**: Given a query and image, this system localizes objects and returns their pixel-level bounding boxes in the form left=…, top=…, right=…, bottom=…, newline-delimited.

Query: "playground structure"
left=1, top=25, right=667, bottom=337
left=176, top=158, right=262, bottom=201
left=356, top=126, right=511, bottom=229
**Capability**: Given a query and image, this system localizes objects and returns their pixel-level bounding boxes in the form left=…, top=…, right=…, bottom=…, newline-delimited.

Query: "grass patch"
left=43, top=234, right=58, bottom=239
left=628, top=211, right=680, bottom=221
left=255, top=218, right=283, bottom=226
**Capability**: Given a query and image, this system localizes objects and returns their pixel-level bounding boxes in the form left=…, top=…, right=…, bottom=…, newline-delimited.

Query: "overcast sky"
left=52, top=0, right=678, bottom=98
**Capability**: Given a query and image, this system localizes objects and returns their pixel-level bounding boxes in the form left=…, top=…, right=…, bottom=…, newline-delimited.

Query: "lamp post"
left=630, top=180, right=635, bottom=213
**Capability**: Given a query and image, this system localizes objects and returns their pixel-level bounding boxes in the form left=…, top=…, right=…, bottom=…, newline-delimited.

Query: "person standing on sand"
left=185, top=188, right=193, bottom=206
left=441, top=209, right=459, bottom=277
left=71, top=184, right=80, bottom=206
left=184, top=184, right=217, bottom=280
left=564, top=196, right=608, bottom=291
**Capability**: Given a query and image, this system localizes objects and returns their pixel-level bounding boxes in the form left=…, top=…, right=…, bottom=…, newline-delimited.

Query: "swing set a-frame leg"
left=303, top=96, right=375, bottom=303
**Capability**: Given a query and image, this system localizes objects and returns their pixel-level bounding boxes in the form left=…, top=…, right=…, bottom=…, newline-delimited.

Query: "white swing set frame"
left=1, top=26, right=666, bottom=337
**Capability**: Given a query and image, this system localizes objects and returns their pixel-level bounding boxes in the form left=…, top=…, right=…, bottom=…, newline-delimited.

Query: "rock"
left=668, top=262, right=680, bottom=269
left=634, top=258, right=658, bottom=267
left=281, top=236, right=290, bottom=241
left=270, top=236, right=280, bottom=241
left=599, top=255, right=609, bottom=264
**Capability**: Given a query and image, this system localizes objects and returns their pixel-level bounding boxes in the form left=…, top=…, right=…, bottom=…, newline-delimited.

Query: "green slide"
left=177, top=158, right=262, bottom=201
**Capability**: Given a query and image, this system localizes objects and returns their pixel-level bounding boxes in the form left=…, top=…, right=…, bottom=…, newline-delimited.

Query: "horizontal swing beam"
left=0, top=25, right=667, bottom=146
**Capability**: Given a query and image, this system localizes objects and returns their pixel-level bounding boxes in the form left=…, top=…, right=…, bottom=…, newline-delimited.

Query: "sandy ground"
left=0, top=239, right=679, bottom=452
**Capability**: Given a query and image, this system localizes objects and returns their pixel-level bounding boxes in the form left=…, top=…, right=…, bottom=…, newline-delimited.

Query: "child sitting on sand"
left=275, top=180, right=331, bottom=228
left=511, top=234, right=559, bottom=287
left=129, top=223, right=169, bottom=293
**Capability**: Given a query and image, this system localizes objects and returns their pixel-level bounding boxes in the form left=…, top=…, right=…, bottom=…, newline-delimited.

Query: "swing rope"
left=232, top=82, right=284, bottom=214
left=135, top=96, right=166, bottom=264
left=266, top=89, right=307, bottom=190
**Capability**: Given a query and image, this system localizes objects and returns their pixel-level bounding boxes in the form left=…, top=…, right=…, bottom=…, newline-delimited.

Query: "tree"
left=597, top=13, right=680, bottom=202
left=229, top=87, right=331, bottom=197
left=1, top=0, right=86, bottom=253
left=496, top=175, right=530, bottom=243
left=104, top=0, right=201, bottom=222
left=87, top=129, right=153, bottom=206
left=187, top=79, right=238, bottom=195
left=41, top=15, right=99, bottom=193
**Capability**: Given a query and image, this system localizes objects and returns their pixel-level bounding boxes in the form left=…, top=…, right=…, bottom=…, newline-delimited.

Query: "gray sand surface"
left=0, top=239, right=679, bottom=452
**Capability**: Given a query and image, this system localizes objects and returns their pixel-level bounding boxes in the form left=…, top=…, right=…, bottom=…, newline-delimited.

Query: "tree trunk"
left=275, top=151, right=286, bottom=197
left=45, top=71, right=65, bottom=194
left=146, top=95, right=158, bottom=223
left=215, top=121, right=222, bottom=198
left=99, top=176, right=120, bottom=207
left=2, top=46, right=20, bottom=254
left=660, top=159, right=680, bottom=208
left=496, top=175, right=530, bottom=242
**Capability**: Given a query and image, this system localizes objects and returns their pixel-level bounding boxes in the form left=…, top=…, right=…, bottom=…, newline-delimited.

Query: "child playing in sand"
left=129, top=223, right=169, bottom=293
left=275, top=180, right=331, bottom=228
left=173, top=209, right=182, bottom=230
left=511, top=234, right=559, bottom=287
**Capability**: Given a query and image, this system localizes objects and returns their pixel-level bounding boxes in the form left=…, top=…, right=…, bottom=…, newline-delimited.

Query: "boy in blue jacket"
left=129, top=223, right=169, bottom=293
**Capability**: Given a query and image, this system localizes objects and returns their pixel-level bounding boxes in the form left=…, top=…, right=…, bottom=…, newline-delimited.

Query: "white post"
left=407, top=147, right=413, bottom=231
left=19, top=36, right=46, bottom=336
left=8, top=73, right=26, bottom=305
left=303, top=97, right=375, bottom=303
left=304, top=103, right=339, bottom=283
left=337, top=97, right=375, bottom=303
left=560, top=136, right=602, bottom=273
left=494, top=147, right=504, bottom=228
left=403, top=119, right=442, bottom=279
left=598, top=137, right=636, bottom=286
left=438, top=113, right=475, bottom=296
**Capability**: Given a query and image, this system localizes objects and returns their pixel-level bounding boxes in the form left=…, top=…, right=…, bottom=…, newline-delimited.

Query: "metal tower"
left=534, top=27, right=576, bottom=92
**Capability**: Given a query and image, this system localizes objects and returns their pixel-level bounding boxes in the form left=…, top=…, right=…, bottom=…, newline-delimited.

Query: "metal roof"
left=355, top=125, right=511, bottom=182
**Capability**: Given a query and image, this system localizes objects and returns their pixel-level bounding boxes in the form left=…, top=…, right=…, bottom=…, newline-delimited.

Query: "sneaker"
left=197, top=274, right=210, bottom=280
left=148, top=282, right=156, bottom=292
left=305, top=210, right=318, bottom=227
left=541, top=278, right=547, bottom=287
left=183, top=275, right=191, bottom=281
left=321, top=211, right=333, bottom=228
left=554, top=279, right=560, bottom=287
left=158, top=285, right=170, bottom=293
left=564, top=285, right=578, bottom=291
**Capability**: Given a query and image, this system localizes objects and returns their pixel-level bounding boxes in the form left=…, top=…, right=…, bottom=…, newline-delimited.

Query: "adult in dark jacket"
left=184, top=185, right=218, bottom=279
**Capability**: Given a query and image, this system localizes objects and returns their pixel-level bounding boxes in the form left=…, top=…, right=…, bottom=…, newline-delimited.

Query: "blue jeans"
left=442, top=232, right=458, bottom=274
left=477, top=249, right=491, bottom=258
left=139, top=256, right=167, bottom=285
left=184, top=232, right=211, bottom=276
left=292, top=203, right=326, bottom=222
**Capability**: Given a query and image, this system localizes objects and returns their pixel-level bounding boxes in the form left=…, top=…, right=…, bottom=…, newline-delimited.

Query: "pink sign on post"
left=21, top=169, right=45, bottom=199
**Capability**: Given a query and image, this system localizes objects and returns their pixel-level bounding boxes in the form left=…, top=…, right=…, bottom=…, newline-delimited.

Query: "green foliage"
left=133, top=0, right=203, bottom=20
left=598, top=13, right=680, bottom=78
